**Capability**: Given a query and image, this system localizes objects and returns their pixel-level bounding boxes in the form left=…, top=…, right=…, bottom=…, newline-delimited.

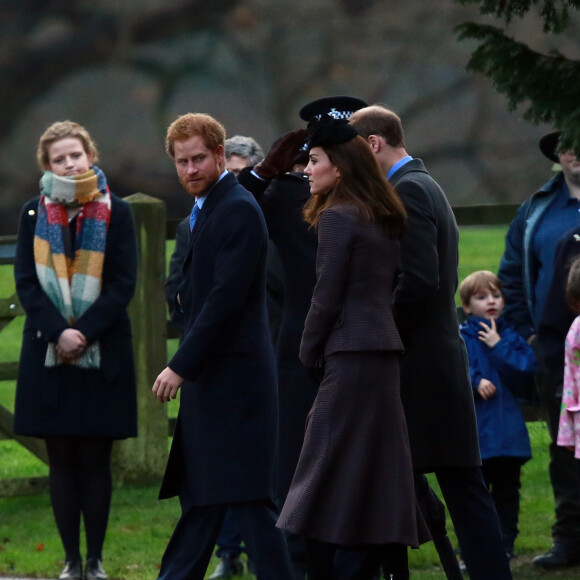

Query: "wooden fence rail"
left=0, top=199, right=522, bottom=496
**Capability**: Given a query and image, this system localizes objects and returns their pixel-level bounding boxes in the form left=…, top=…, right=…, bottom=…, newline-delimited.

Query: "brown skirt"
left=277, top=351, right=428, bottom=546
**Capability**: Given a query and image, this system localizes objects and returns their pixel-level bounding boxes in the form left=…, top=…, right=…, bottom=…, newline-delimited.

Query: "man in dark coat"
left=350, top=104, right=512, bottom=580
left=164, top=134, right=285, bottom=579
left=152, top=112, right=293, bottom=580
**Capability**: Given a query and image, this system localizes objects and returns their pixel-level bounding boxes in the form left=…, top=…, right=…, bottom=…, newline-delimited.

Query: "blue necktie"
left=189, top=202, right=200, bottom=231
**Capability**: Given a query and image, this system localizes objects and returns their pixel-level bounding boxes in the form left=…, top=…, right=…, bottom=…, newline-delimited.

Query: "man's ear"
left=367, top=134, right=381, bottom=153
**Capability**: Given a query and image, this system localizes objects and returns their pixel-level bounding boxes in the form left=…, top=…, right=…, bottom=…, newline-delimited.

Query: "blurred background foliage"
left=0, top=0, right=578, bottom=230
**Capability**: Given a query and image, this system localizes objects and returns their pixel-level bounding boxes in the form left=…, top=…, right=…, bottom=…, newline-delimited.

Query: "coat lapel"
left=389, top=158, right=428, bottom=186
left=184, top=172, right=238, bottom=261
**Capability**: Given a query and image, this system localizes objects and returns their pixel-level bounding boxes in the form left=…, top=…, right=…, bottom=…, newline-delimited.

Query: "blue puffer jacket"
left=460, top=315, right=536, bottom=461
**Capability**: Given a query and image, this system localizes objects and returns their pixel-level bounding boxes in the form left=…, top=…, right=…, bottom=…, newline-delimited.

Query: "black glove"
left=255, top=128, right=309, bottom=180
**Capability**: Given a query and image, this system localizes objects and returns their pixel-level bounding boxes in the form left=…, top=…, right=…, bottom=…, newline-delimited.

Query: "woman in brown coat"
left=277, top=112, right=427, bottom=579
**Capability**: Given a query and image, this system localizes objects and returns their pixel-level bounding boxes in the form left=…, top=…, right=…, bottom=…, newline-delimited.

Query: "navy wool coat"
left=159, top=173, right=279, bottom=505
left=391, top=159, right=481, bottom=472
left=13, top=195, right=138, bottom=439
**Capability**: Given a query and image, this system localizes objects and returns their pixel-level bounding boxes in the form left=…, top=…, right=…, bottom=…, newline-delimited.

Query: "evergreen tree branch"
left=453, top=0, right=580, bottom=32
left=456, top=22, right=580, bottom=151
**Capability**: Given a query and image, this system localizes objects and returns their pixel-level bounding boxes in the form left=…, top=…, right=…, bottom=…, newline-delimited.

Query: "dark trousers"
left=481, top=457, right=523, bottom=553
left=332, top=475, right=462, bottom=580
left=215, top=509, right=244, bottom=558
left=305, top=538, right=408, bottom=580
left=157, top=498, right=294, bottom=580
left=436, top=466, right=512, bottom=580
left=537, top=365, right=580, bottom=545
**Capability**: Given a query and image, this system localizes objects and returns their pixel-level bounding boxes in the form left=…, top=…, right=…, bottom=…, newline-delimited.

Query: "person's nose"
left=65, top=156, right=75, bottom=169
left=187, top=161, right=197, bottom=175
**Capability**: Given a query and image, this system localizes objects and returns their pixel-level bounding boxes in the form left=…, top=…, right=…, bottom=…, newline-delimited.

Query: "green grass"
left=4, top=227, right=579, bottom=579
left=0, top=424, right=575, bottom=579
left=457, top=225, right=508, bottom=304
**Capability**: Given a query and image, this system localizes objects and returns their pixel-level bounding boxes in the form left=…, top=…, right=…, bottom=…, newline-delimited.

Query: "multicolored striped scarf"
left=33, top=166, right=111, bottom=368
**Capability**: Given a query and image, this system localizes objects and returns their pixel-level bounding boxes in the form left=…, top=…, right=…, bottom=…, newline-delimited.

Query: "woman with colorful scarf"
left=13, top=121, right=138, bottom=580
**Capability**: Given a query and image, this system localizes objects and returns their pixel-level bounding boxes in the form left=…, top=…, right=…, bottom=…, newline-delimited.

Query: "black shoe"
left=209, top=554, right=244, bottom=578
left=59, top=560, right=82, bottom=580
left=85, top=558, right=109, bottom=580
left=532, top=543, right=580, bottom=569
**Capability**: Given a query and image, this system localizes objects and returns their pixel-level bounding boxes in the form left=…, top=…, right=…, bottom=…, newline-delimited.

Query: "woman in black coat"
left=13, top=121, right=137, bottom=580
left=277, top=115, right=427, bottom=579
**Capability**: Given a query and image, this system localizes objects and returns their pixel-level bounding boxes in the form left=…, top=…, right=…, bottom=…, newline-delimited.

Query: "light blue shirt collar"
left=387, top=156, right=413, bottom=180
left=195, top=170, right=228, bottom=207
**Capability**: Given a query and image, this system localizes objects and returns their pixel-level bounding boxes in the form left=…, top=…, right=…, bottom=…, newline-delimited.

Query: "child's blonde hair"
left=566, top=257, right=580, bottom=314
left=459, top=270, right=503, bottom=306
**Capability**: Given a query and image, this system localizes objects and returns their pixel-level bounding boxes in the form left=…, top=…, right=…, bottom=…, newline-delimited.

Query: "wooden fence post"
left=112, top=193, right=168, bottom=484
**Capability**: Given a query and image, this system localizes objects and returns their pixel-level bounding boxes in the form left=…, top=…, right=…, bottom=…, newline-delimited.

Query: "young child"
left=557, top=257, right=580, bottom=476
left=459, top=270, right=537, bottom=558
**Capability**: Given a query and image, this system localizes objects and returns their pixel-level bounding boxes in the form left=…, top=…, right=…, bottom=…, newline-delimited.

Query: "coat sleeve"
left=14, top=199, right=70, bottom=342
left=460, top=328, right=484, bottom=396
left=73, top=198, right=137, bottom=343
left=164, top=217, right=189, bottom=333
left=236, top=167, right=270, bottom=199
left=498, top=201, right=535, bottom=339
left=392, top=180, right=440, bottom=332
left=299, top=209, right=353, bottom=367
left=489, top=327, right=537, bottom=375
left=168, top=199, right=266, bottom=381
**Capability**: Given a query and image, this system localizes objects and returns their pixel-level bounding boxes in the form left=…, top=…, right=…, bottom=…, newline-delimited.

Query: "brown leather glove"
left=255, top=128, right=309, bottom=180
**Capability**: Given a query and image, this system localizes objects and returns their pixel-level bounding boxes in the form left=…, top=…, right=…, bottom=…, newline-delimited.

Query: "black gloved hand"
left=255, top=128, right=309, bottom=180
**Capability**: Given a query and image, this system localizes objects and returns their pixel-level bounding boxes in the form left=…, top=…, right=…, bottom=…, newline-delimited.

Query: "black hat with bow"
left=299, top=96, right=368, bottom=149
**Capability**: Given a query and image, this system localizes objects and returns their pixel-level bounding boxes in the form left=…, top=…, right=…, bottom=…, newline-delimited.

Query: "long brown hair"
left=303, top=135, right=406, bottom=237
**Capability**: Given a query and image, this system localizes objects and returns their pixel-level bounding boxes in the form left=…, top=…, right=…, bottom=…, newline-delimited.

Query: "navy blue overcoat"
left=159, top=173, right=279, bottom=505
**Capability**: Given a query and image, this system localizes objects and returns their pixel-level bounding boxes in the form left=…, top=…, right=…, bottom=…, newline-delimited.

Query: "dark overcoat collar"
left=388, top=158, right=428, bottom=185
left=188, top=171, right=238, bottom=248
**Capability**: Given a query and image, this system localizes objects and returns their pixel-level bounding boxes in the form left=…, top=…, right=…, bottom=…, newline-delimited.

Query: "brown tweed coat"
left=278, top=203, right=427, bottom=546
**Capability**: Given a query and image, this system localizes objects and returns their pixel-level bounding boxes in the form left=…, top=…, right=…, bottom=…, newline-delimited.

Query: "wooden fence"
left=0, top=198, right=525, bottom=497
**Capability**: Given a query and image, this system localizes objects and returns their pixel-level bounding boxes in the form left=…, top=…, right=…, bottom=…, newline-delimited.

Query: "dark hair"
left=166, top=113, right=226, bottom=158
left=566, top=257, right=580, bottom=313
left=303, top=135, right=406, bottom=237
left=348, top=104, right=405, bottom=148
left=459, top=271, right=503, bottom=306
